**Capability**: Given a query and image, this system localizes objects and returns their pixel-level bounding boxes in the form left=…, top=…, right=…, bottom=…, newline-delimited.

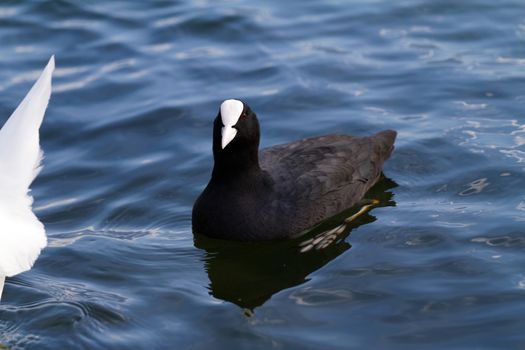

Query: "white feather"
left=0, top=277, right=4, bottom=300
left=0, top=56, right=54, bottom=299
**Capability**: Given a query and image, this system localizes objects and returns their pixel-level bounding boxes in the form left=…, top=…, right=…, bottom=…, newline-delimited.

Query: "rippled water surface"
left=1, top=1, right=525, bottom=349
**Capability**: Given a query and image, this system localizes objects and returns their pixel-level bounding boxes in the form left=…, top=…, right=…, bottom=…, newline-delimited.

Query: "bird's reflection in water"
left=194, top=177, right=397, bottom=312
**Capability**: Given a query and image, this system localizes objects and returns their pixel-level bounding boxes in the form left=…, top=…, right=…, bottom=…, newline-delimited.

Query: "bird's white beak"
left=221, top=126, right=237, bottom=149
left=220, top=99, right=244, bottom=149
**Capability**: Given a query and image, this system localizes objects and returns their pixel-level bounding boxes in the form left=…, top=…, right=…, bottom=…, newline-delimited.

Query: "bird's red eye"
left=240, top=112, right=247, bottom=120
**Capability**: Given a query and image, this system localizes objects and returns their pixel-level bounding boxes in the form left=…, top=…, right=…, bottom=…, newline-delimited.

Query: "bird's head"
left=213, top=99, right=260, bottom=152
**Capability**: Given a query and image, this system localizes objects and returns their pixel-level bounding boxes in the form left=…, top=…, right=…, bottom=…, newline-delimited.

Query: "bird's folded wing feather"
left=260, top=135, right=380, bottom=199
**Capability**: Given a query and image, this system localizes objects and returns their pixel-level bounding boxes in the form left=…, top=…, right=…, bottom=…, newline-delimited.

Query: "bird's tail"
left=374, top=129, right=397, bottom=161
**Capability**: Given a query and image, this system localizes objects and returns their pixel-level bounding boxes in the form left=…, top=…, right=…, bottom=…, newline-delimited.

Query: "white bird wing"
left=0, top=56, right=54, bottom=280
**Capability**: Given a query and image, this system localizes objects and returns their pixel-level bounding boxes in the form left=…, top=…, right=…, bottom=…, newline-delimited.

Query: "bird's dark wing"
left=260, top=131, right=396, bottom=230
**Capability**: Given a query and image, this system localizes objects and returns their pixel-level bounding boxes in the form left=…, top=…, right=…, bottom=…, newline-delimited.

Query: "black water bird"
left=192, top=99, right=396, bottom=241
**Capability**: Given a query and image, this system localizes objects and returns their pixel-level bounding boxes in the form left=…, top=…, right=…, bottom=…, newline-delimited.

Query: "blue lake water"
left=1, top=0, right=525, bottom=349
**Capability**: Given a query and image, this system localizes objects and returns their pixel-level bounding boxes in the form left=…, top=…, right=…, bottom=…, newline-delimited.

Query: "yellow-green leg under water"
left=299, top=199, right=380, bottom=253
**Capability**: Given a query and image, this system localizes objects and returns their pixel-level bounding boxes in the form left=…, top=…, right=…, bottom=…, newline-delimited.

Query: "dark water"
left=1, top=0, right=525, bottom=349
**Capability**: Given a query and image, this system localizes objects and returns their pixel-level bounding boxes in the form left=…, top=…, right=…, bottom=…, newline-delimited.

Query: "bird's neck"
left=211, top=144, right=262, bottom=183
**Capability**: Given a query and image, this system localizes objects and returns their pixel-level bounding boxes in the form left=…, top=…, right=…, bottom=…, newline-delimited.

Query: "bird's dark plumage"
left=192, top=100, right=396, bottom=241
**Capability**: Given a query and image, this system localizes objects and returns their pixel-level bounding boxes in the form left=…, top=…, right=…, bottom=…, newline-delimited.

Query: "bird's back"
left=260, top=130, right=396, bottom=235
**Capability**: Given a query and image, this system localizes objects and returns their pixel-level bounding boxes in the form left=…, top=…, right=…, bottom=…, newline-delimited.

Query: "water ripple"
left=1, top=0, right=525, bottom=349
